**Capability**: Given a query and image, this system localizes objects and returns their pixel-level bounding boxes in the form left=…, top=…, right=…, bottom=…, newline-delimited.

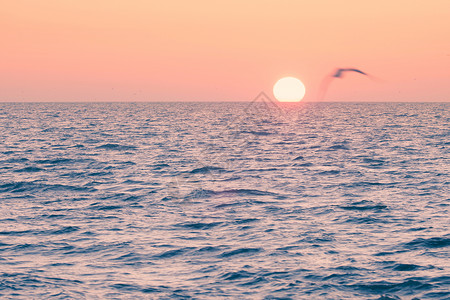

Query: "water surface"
left=0, top=102, right=448, bottom=299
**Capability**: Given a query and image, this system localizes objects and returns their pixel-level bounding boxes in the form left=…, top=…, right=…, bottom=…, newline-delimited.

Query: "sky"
left=1, top=0, right=449, bottom=102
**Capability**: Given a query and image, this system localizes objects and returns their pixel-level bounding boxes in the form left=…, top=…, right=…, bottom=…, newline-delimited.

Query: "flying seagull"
left=332, top=68, right=368, bottom=78
left=318, top=68, right=373, bottom=100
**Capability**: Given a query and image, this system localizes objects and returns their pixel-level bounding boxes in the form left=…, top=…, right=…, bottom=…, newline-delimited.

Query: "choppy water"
left=0, top=101, right=448, bottom=299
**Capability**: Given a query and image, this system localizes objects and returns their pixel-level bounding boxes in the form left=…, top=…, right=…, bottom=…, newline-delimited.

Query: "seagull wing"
left=345, top=68, right=368, bottom=76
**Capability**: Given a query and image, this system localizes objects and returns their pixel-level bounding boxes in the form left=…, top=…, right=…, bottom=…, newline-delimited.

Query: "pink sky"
left=1, top=0, right=449, bottom=101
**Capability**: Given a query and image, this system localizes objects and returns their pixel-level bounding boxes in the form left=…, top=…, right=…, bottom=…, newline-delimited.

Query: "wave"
left=317, top=170, right=341, bottom=175
left=220, top=270, right=256, bottom=280
left=239, top=130, right=274, bottom=136
left=34, top=158, right=77, bottom=164
left=0, top=181, right=95, bottom=193
left=96, top=143, right=138, bottom=151
left=339, top=201, right=388, bottom=211
left=175, top=221, right=222, bottom=230
left=348, top=279, right=433, bottom=294
left=14, top=166, right=43, bottom=173
left=326, top=144, right=350, bottom=151
left=219, top=247, right=262, bottom=258
left=403, top=236, right=450, bottom=250
left=47, top=226, right=80, bottom=235
left=391, top=263, right=423, bottom=271
left=183, top=188, right=279, bottom=199
left=153, top=247, right=194, bottom=259
left=189, top=166, right=226, bottom=174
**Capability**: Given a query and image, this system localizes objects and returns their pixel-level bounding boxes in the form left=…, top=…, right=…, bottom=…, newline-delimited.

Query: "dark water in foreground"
left=0, top=102, right=448, bottom=299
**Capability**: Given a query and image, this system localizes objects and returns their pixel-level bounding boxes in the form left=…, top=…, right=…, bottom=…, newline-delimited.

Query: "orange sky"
left=1, top=0, right=449, bottom=101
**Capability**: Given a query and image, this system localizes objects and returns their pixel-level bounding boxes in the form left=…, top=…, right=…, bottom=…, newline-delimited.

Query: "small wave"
left=407, top=227, right=431, bottom=232
left=373, top=251, right=405, bottom=257
left=2, top=157, right=29, bottom=163
left=112, top=252, right=149, bottom=264
left=1, top=227, right=79, bottom=236
left=153, top=247, right=193, bottom=259
left=317, top=170, right=341, bottom=175
left=375, top=295, right=402, bottom=300
left=41, top=214, right=67, bottom=219
left=219, top=247, right=262, bottom=258
left=349, top=279, right=433, bottom=294
left=193, top=246, right=223, bottom=254
left=234, top=218, right=260, bottom=224
left=46, top=184, right=94, bottom=192
left=340, top=201, right=387, bottom=211
left=323, top=273, right=360, bottom=280
left=362, top=158, right=386, bottom=165
left=220, top=176, right=241, bottom=181
left=213, top=201, right=243, bottom=209
left=345, top=181, right=397, bottom=188
left=297, top=235, right=334, bottom=244
left=14, top=166, right=43, bottom=173
left=89, top=204, right=123, bottom=211
left=403, top=236, right=450, bottom=250
left=276, top=245, right=301, bottom=251
left=86, top=171, right=113, bottom=177
left=72, top=144, right=85, bottom=148
left=344, top=216, right=385, bottom=224
left=153, top=163, right=170, bottom=170
left=239, top=275, right=268, bottom=286
left=0, top=181, right=93, bottom=193
left=182, top=189, right=211, bottom=200
left=63, top=241, right=131, bottom=255
left=334, top=265, right=361, bottom=271
left=0, top=230, right=33, bottom=236
left=189, top=166, right=226, bottom=174
left=176, top=222, right=222, bottom=230
left=48, top=226, right=80, bottom=235
left=34, top=158, right=75, bottom=164
left=184, top=188, right=278, bottom=200
left=391, top=263, right=423, bottom=271
left=326, top=144, right=349, bottom=151
left=213, top=189, right=277, bottom=196
left=220, top=270, right=256, bottom=280
left=240, top=130, right=273, bottom=136
left=47, top=262, right=74, bottom=267
left=110, top=283, right=140, bottom=291
left=0, top=272, right=83, bottom=293
left=96, top=143, right=137, bottom=151
left=245, top=168, right=279, bottom=172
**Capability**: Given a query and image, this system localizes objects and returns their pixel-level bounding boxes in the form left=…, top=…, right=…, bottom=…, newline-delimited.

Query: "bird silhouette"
left=318, top=68, right=373, bottom=100
left=332, top=68, right=368, bottom=78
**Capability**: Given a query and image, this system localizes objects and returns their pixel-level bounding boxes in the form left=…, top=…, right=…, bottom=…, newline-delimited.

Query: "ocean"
left=0, top=102, right=448, bottom=299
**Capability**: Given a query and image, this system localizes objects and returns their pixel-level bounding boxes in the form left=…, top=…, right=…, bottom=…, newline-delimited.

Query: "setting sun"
left=273, top=77, right=306, bottom=102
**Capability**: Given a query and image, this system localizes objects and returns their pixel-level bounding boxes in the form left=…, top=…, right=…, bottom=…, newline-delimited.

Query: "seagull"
left=332, top=68, right=368, bottom=78
left=318, top=67, right=373, bottom=100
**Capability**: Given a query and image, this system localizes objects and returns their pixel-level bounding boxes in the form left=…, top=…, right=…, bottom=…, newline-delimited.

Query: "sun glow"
left=273, top=77, right=306, bottom=102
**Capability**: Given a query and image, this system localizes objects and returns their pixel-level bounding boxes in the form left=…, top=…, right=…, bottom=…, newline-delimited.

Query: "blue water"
left=0, top=102, right=448, bottom=299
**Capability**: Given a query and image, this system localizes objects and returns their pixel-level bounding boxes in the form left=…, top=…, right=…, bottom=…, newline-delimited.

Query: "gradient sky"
left=1, top=0, right=449, bottom=102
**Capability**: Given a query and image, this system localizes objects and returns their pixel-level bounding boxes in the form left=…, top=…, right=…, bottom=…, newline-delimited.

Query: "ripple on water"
left=403, top=236, right=450, bottom=250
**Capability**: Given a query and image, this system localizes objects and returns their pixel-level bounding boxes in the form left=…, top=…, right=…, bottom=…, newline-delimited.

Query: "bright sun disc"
left=273, top=77, right=306, bottom=102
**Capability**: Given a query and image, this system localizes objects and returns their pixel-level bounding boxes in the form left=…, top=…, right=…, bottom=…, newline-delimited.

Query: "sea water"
left=0, top=102, right=448, bottom=299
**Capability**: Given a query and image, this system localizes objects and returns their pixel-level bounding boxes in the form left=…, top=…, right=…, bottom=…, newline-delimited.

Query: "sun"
left=273, top=77, right=306, bottom=102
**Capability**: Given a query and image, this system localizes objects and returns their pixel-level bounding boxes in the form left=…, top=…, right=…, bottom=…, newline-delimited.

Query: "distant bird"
left=318, top=67, right=374, bottom=100
left=332, top=68, right=368, bottom=78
